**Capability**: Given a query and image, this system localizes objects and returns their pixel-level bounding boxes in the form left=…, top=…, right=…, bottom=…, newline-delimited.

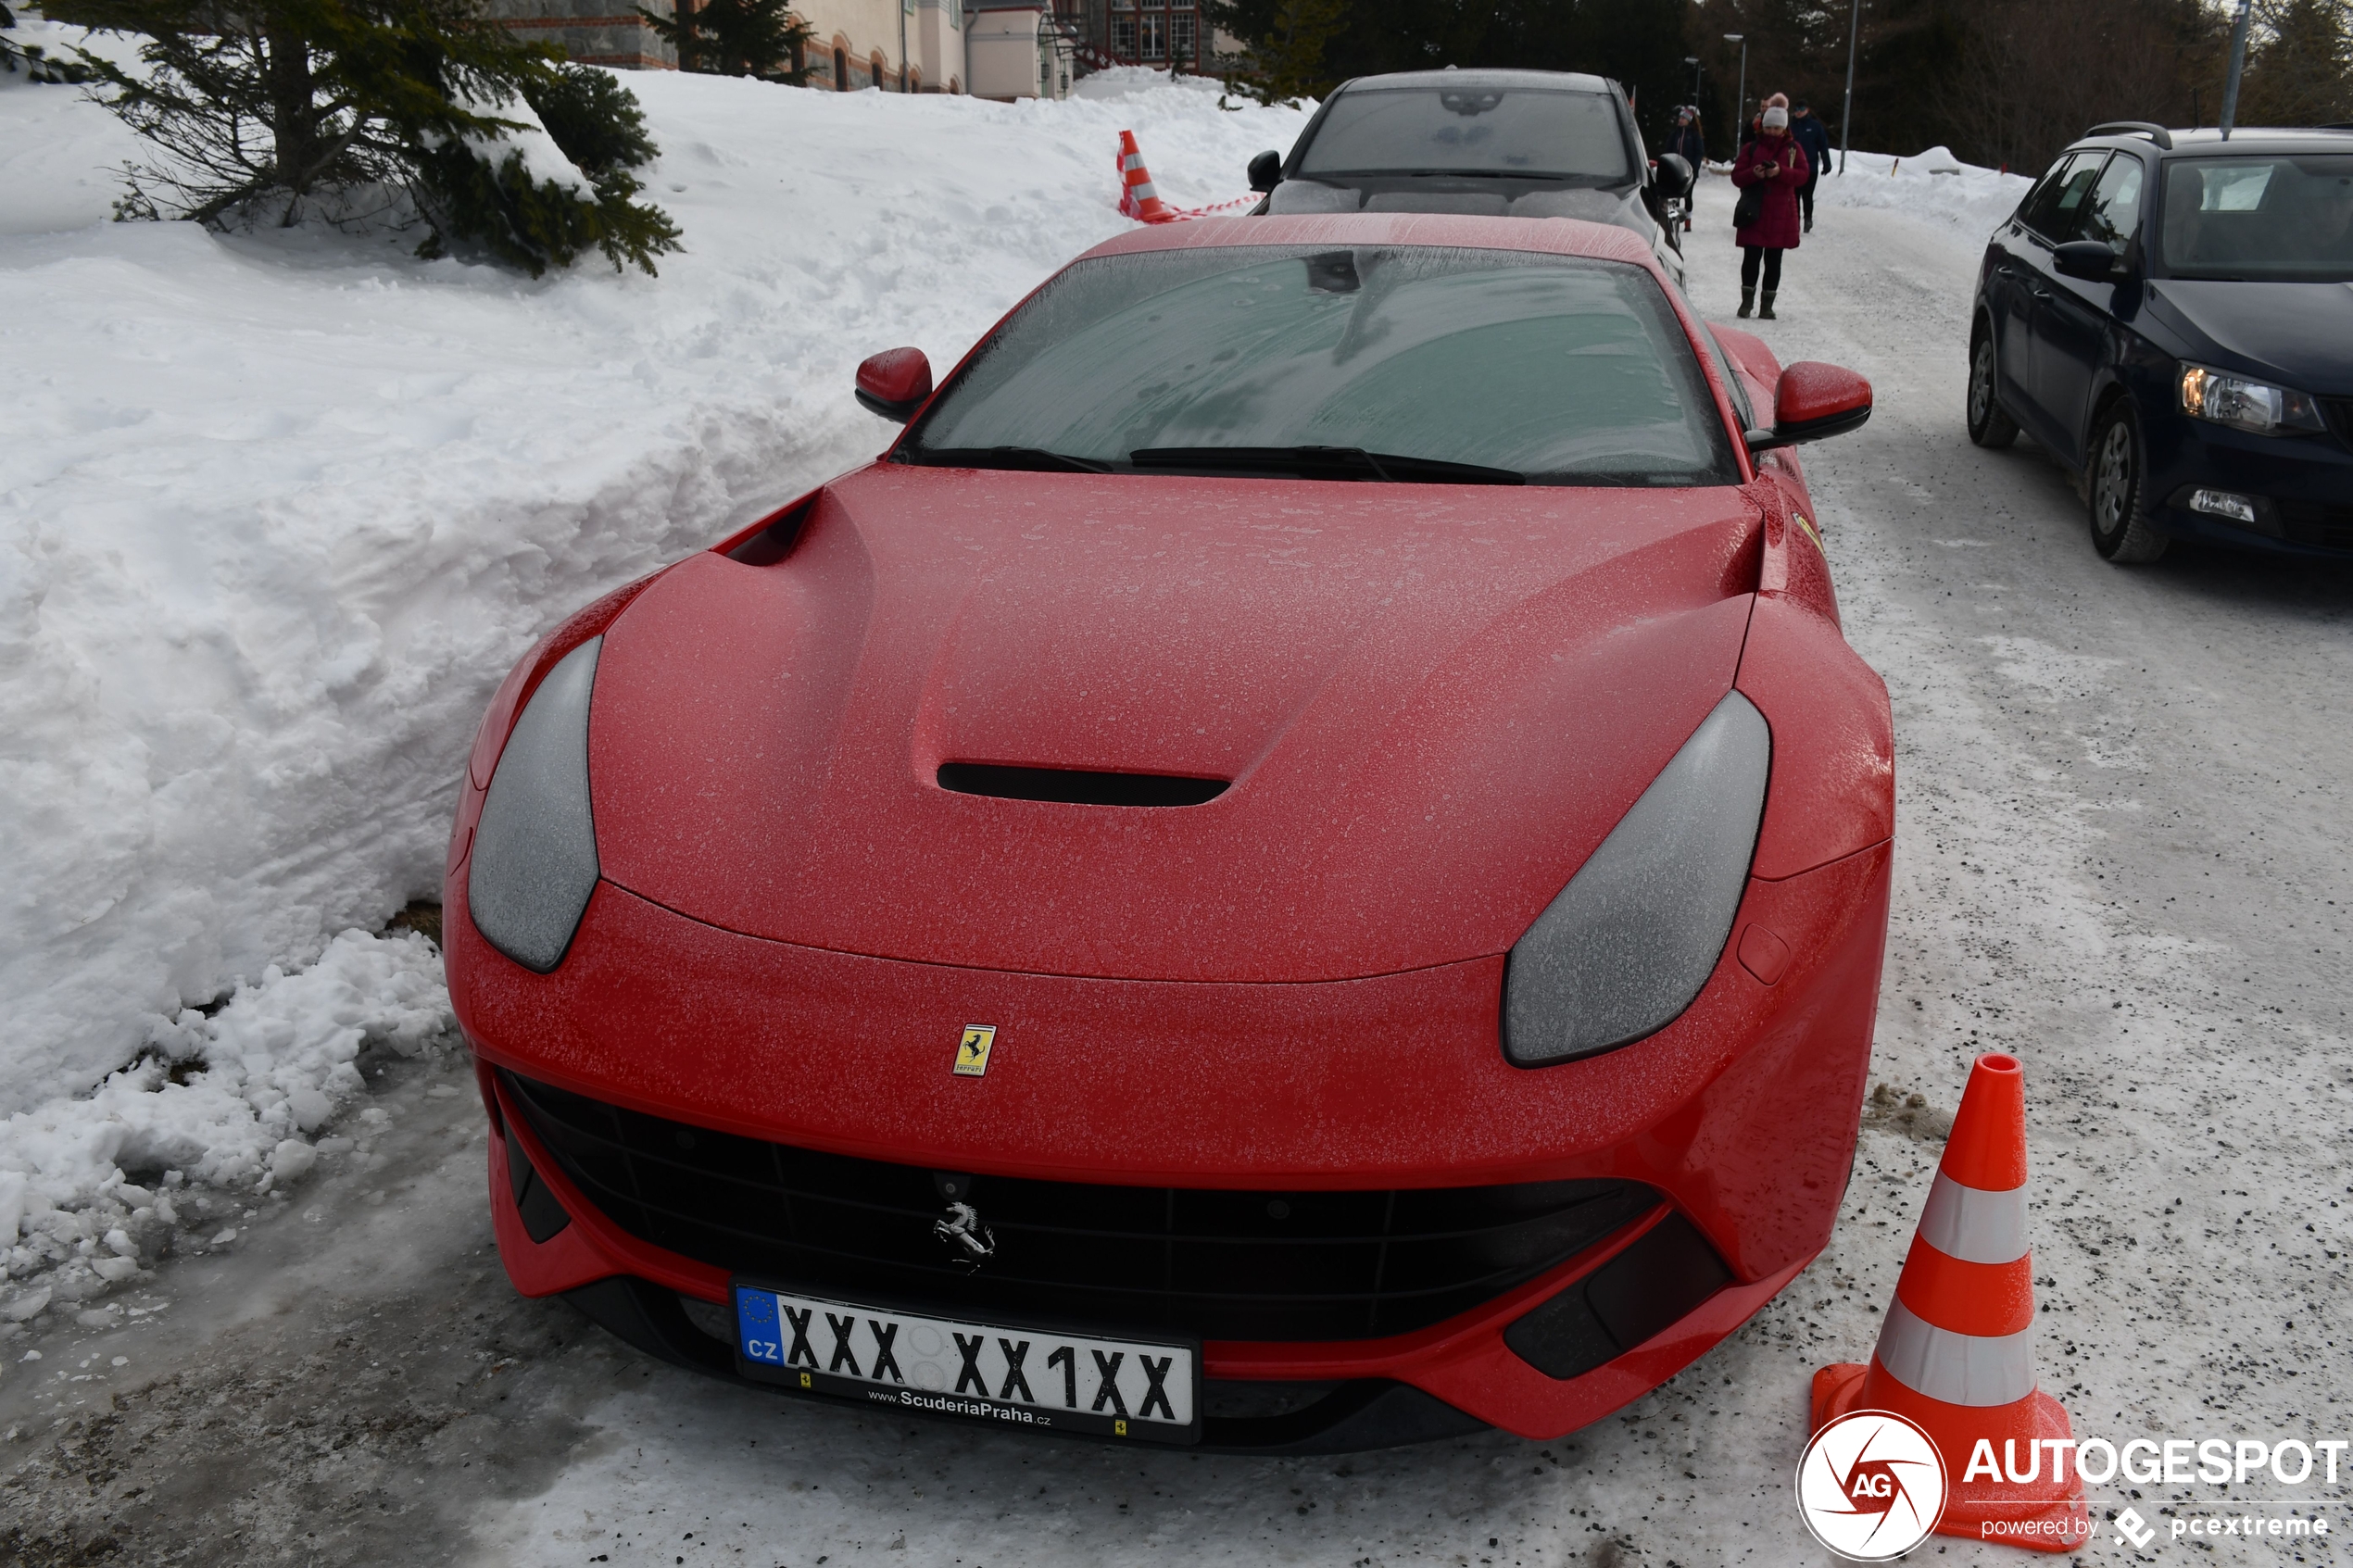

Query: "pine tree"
left=637, top=0, right=813, bottom=82
left=68, top=0, right=682, bottom=274
left=1208, top=0, right=1347, bottom=107
left=2241, top=0, right=2353, bottom=126
left=2, top=0, right=93, bottom=80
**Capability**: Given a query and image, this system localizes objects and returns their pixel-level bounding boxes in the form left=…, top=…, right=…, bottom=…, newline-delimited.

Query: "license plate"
left=731, top=1282, right=1201, bottom=1444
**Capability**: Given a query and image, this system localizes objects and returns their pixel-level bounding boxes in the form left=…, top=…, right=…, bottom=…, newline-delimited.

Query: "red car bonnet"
left=586, top=465, right=1762, bottom=983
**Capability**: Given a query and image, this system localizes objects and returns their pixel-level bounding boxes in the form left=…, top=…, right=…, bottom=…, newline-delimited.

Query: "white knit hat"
left=1762, top=106, right=1789, bottom=130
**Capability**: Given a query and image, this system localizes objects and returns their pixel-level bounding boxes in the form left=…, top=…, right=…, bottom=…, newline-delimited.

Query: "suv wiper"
left=1127, top=445, right=1524, bottom=485
left=912, top=445, right=1112, bottom=474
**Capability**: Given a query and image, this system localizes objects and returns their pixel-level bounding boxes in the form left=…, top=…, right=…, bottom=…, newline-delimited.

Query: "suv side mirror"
left=1248, top=150, right=1282, bottom=193
left=856, top=347, right=932, bottom=422
left=2053, top=239, right=2127, bottom=281
left=1652, top=153, right=1693, bottom=198
left=1747, top=360, right=1873, bottom=451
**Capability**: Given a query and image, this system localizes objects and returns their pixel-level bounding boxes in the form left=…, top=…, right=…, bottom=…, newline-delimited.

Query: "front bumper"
left=450, top=830, right=1890, bottom=1447
left=2145, top=408, right=2353, bottom=557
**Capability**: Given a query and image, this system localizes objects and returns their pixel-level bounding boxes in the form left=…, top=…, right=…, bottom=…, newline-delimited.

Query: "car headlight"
left=1502, top=692, right=1770, bottom=1067
left=468, top=638, right=602, bottom=972
left=2179, top=364, right=2324, bottom=435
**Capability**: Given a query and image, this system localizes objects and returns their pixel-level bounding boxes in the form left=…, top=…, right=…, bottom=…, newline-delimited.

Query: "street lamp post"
left=1724, top=34, right=1747, bottom=140
left=2221, top=0, right=2253, bottom=141
left=1839, top=0, right=1859, bottom=174
left=1685, top=55, right=1701, bottom=108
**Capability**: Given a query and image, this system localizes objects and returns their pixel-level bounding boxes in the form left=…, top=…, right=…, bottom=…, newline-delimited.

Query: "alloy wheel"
left=2094, top=420, right=2133, bottom=537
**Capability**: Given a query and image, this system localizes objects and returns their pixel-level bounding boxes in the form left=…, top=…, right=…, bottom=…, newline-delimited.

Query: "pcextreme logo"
left=1795, top=1410, right=1950, bottom=1561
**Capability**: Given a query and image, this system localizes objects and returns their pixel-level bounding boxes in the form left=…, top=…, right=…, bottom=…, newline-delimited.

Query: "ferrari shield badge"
left=953, top=1024, right=996, bottom=1077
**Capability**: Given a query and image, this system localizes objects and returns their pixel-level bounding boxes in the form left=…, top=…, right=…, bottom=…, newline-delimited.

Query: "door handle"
left=2028, top=284, right=2052, bottom=299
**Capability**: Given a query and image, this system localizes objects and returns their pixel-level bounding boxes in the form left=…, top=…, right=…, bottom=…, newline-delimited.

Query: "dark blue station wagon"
left=1969, top=122, right=2353, bottom=562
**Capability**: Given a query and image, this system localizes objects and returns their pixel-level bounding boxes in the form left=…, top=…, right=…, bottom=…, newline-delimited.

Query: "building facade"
left=483, top=0, right=964, bottom=93
left=965, top=0, right=1075, bottom=100
left=1056, top=0, right=1204, bottom=71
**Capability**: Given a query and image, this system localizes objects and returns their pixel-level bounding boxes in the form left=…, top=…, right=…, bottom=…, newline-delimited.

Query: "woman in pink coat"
left=1730, top=103, right=1809, bottom=319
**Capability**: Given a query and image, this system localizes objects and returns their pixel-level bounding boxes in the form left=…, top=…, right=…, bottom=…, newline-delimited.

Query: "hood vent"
left=937, top=763, right=1227, bottom=808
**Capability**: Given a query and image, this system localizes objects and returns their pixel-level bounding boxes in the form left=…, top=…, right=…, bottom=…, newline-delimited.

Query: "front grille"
left=2275, top=499, right=2353, bottom=552
left=502, top=1071, right=1657, bottom=1342
left=2317, top=398, right=2353, bottom=451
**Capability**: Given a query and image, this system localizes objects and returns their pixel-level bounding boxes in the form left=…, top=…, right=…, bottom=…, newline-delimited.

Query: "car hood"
left=587, top=467, right=1762, bottom=983
left=2145, top=279, right=2353, bottom=394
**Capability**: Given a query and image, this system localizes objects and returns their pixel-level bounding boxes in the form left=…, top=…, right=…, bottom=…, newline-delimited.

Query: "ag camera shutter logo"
left=1795, top=1410, right=1950, bottom=1561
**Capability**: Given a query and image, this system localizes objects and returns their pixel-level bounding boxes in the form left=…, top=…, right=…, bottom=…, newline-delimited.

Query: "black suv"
left=1242, top=69, right=1692, bottom=286
left=1969, top=122, right=2353, bottom=562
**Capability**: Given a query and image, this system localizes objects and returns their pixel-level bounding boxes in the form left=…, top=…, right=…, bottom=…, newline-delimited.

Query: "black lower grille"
left=501, top=1071, right=1657, bottom=1342
left=2275, top=499, right=2353, bottom=552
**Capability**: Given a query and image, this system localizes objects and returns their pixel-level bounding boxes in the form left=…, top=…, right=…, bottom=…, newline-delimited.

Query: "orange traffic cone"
left=1116, top=131, right=1176, bottom=224
left=1812, top=1053, right=2091, bottom=1552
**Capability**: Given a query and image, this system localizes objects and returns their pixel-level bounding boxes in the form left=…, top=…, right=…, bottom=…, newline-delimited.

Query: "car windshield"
left=901, top=245, right=1739, bottom=487
left=1294, top=86, right=1633, bottom=183
left=2160, top=154, right=2353, bottom=280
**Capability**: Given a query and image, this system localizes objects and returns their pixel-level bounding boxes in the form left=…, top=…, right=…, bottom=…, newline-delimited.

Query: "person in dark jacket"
left=1791, top=101, right=1833, bottom=232
left=1667, top=107, right=1705, bottom=231
left=1730, top=103, right=1808, bottom=319
left=1668, top=106, right=1705, bottom=166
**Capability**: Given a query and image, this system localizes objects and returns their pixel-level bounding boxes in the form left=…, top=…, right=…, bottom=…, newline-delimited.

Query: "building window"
left=1110, top=12, right=1136, bottom=54
left=1170, top=9, right=1194, bottom=64
left=1139, top=11, right=1163, bottom=58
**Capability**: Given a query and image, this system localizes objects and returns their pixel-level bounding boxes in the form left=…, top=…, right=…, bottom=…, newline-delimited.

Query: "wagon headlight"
left=468, top=638, right=602, bottom=972
left=1502, top=692, right=1771, bottom=1066
left=2178, top=364, right=2324, bottom=435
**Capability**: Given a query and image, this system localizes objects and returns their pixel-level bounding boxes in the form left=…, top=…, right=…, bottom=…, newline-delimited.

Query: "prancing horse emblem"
left=953, top=1024, right=996, bottom=1077
left=934, top=1201, right=996, bottom=1270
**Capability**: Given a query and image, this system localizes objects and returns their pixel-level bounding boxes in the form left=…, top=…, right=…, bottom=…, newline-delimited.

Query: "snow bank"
left=0, top=45, right=1309, bottom=1302
left=0, top=929, right=447, bottom=1314
left=1812, top=144, right=2033, bottom=241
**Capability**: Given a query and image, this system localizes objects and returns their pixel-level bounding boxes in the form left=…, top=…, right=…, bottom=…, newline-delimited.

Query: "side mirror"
left=1248, top=150, right=1282, bottom=193
left=1748, top=360, right=1872, bottom=451
left=2053, top=239, right=2127, bottom=281
left=856, top=347, right=933, bottom=422
left=1652, top=153, right=1693, bottom=198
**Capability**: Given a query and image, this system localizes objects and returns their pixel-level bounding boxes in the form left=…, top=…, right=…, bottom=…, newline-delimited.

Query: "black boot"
left=1759, top=290, right=1778, bottom=320
left=1738, top=286, right=1755, bottom=319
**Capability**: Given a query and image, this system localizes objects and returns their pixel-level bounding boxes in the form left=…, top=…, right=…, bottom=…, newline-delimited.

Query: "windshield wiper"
left=1127, top=445, right=1524, bottom=485
left=913, top=445, right=1112, bottom=474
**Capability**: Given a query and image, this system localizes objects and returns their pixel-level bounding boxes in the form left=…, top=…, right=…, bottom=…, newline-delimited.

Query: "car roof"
left=2073, top=126, right=2353, bottom=158
left=1335, top=68, right=1615, bottom=96
left=1078, top=213, right=1657, bottom=270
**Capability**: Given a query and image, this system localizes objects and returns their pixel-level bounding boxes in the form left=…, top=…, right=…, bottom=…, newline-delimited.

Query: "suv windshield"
left=1295, top=86, right=1633, bottom=183
left=901, top=245, right=1739, bottom=487
left=2160, top=154, right=2353, bottom=280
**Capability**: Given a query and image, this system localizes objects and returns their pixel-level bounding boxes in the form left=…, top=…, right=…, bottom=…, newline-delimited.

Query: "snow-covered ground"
left=5, top=56, right=2351, bottom=1565
left=1, top=33, right=1305, bottom=1313
left=1815, top=145, right=2034, bottom=241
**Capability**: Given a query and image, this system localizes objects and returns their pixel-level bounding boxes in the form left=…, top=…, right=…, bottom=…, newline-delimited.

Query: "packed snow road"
left=6, top=161, right=2351, bottom=1567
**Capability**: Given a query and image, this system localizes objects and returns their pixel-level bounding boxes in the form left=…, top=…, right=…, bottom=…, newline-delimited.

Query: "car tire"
left=2087, top=402, right=2170, bottom=563
left=1966, top=326, right=2019, bottom=449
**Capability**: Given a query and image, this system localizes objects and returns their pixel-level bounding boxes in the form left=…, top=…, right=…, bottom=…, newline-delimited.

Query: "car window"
left=1294, top=87, right=1634, bottom=184
left=2020, top=152, right=2108, bottom=241
left=2159, top=154, right=2353, bottom=280
left=2081, top=154, right=2145, bottom=252
left=905, top=245, right=1742, bottom=487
